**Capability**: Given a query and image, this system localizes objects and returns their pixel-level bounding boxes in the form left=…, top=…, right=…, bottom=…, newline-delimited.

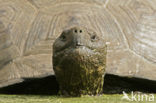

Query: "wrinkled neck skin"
left=53, top=26, right=107, bottom=96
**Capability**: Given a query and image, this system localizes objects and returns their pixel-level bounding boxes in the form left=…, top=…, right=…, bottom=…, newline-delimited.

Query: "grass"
left=0, top=94, right=154, bottom=103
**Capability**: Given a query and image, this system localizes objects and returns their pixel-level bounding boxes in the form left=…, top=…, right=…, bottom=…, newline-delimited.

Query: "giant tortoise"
left=0, top=0, right=156, bottom=96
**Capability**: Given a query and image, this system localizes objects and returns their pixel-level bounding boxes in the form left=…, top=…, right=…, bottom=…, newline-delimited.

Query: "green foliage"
left=0, top=94, right=151, bottom=103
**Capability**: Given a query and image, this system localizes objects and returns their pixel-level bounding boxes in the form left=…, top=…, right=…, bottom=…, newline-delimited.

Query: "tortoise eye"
left=91, top=35, right=96, bottom=40
left=60, top=35, right=66, bottom=41
left=91, top=34, right=98, bottom=42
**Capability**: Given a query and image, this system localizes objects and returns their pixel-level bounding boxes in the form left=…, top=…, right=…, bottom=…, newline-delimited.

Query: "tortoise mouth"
left=53, top=45, right=100, bottom=59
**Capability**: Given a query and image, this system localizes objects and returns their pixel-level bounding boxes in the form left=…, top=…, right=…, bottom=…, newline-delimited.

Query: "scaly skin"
left=53, top=26, right=107, bottom=96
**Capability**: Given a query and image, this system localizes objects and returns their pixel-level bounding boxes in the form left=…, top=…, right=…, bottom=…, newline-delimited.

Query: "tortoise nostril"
left=80, top=30, right=82, bottom=33
left=75, top=30, right=77, bottom=33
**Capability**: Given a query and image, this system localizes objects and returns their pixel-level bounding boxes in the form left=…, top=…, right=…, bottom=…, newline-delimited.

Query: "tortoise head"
left=53, top=26, right=105, bottom=53
left=53, top=26, right=107, bottom=96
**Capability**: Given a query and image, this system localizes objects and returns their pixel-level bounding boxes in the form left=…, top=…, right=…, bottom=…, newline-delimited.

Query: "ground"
left=0, top=94, right=153, bottom=103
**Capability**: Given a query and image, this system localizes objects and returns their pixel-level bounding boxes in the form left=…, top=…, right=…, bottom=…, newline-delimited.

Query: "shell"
left=0, top=0, right=156, bottom=87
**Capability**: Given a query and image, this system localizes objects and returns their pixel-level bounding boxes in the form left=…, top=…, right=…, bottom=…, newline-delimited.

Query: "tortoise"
left=53, top=26, right=106, bottom=95
left=0, top=0, right=156, bottom=96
